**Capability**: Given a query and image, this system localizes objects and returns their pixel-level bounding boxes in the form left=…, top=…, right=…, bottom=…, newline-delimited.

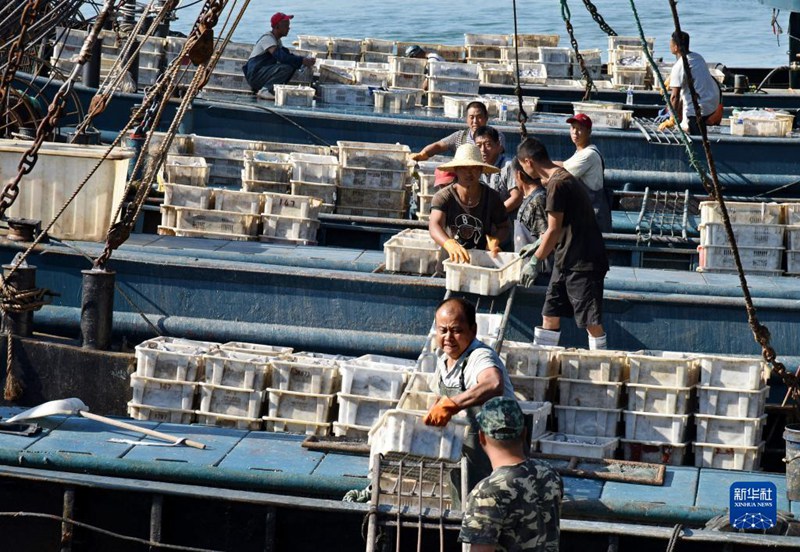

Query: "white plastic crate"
left=271, top=356, right=339, bottom=394
left=786, top=226, right=800, bottom=249
left=573, top=105, right=632, bottom=129
left=243, top=151, right=292, bottom=184
left=623, top=411, right=691, bottom=443
left=611, top=67, right=647, bottom=89
left=352, top=354, right=417, bottom=371
left=397, top=390, right=438, bottom=412
left=262, top=192, right=324, bottom=219
left=730, top=111, right=793, bottom=137
left=337, top=393, right=398, bottom=427
left=510, top=375, right=557, bottom=402
left=297, top=35, right=330, bottom=52
left=698, top=245, right=783, bottom=272
left=514, top=34, right=560, bottom=48
left=699, top=201, right=783, bottom=225
left=383, top=234, right=444, bottom=275
left=338, top=186, right=406, bottom=212
left=500, top=46, right=541, bottom=62
left=697, top=385, right=769, bottom=418
left=242, top=178, right=290, bottom=195
left=163, top=155, right=209, bottom=187
left=428, top=76, right=480, bottom=95
left=129, top=375, right=197, bottom=423
left=266, top=388, right=334, bottom=422
left=693, top=441, right=763, bottom=470
left=214, top=189, right=263, bottom=214
left=621, top=439, right=688, bottom=466
left=319, top=64, right=355, bottom=84
left=261, top=214, right=320, bottom=241
left=364, top=38, right=395, bottom=54
left=164, top=206, right=259, bottom=236
left=331, top=37, right=362, bottom=54
left=163, top=183, right=213, bottom=209
left=427, top=61, right=480, bottom=79
left=538, top=47, right=570, bottom=64
left=442, top=95, right=480, bottom=119
left=368, top=409, right=468, bottom=462
left=203, top=349, right=272, bottom=390
left=610, top=46, right=648, bottom=68
left=558, top=350, right=627, bottom=382
left=543, top=63, right=570, bottom=79
left=135, top=341, right=206, bottom=381
left=518, top=62, right=548, bottom=84
left=199, top=383, right=263, bottom=423
left=519, top=401, right=552, bottom=441
left=339, top=362, right=408, bottom=400
left=332, top=422, right=370, bottom=440
left=554, top=405, right=620, bottom=438
left=788, top=250, right=800, bottom=275
left=626, top=383, right=693, bottom=415
left=443, top=251, right=522, bottom=296
left=538, top=433, right=619, bottom=459
left=336, top=141, right=410, bottom=171
left=273, top=84, right=315, bottom=107
left=388, top=55, right=427, bottom=75
left=318, top=84, right=373, bottom=107
left=608, top=36, right=655, bottom=52
left=354, top=67, right=390, bottom=87
left=482, top=95, right=539, bottom=121
left=138, top=336, right=220, bottom=350
left=390, top=72, right=425, bottom=89
left=417, top=193, right=433, bottom=216
left=339, top=167, right=409, bottom=190
left=479, top=64, right=515, bottom=85
left=699, top=223, right=784, bottom=248
left=220, top=342, right=292, bottom=356
left=698, top=354, right=768, bottom=390
left=695, top=414, right=766, bottom=446
left=464, top=33, right=509, bottom=46
left=627, top=351, right=699, bottom=387
left=783, top=203, right=800, bottom=225
left=559, top=379, right=623, bottom=409
left=291, top=180, right=337, bottom=204
left=499, top=342, right=561, bottom=377
left=373, top=89, right=419, bottom=113
left=405, top=371, right=434, bottom=393
left=466, top=45, right=503, bottom=61
left=196, top=411, right=261, bottom=430
left=264, top=416, right=330, bottom=436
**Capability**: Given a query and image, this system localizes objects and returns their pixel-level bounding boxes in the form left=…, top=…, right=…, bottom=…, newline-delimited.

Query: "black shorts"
left=542, top=265, right=606, bottom=328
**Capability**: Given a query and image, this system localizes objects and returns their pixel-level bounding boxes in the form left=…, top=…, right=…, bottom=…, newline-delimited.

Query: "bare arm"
left=448, top=367, right=503, bottom=410
left=504, top=187, right=522, bottom=213
left=428, top=209, right=451, bottom=247
left=535, top=211, right=564, bottom=261
left=670, top=87, right=682, bottom=121
left=412, top=140, right=449, bottom=161
left=469, top=545, right=496, bottom=552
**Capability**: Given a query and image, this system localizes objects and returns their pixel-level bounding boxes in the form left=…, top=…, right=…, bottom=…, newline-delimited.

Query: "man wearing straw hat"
left=428, top=144, right=510, bottom=263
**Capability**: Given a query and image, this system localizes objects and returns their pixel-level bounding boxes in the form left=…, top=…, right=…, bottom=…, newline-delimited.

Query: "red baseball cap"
left=566, top=113, right=592, bottom=129
left=270, top=12, right=293, bottom=27
left=434, top=168, right=456, bottom=187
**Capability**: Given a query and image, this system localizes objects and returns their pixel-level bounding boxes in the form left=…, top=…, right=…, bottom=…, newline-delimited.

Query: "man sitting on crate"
left=423, top=297, right=517, bottom=509
left=460, top=397, right=563, bottom=552
left=516, top=137, right=609, bottom=351
left=242, top=12, right=316, bottom=98
left=411, top=101, right=507, bottom=161
left=428, top=143, right=510, bottom=263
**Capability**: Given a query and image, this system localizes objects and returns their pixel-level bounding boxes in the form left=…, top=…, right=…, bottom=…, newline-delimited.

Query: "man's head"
left=437, top=143, right=500, bottom=188
left=566, top=113, right=592, bottom=148
left=435, top=298, right=477, bottom=360
left=465, top=102, right=489, bottom=134
left=511, top=156, right=541, bottom=188
left=474, top=126, right=502, bottom=166
left=270, top=12, right=293, bottom=37
left=670, top=31, right=690, bottom=56
left=516, top=137, right=551, bottom=179
left=405, top=45, right=426, bottom=59
left=477, top=397, right=525, bottom=442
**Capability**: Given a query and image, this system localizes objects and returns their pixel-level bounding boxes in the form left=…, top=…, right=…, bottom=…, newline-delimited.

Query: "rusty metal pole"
left=60, top=486, right=75, bottom=552
left=80, top=268, right=115, bottom=350
left=1, top=262, right=36, bottom=337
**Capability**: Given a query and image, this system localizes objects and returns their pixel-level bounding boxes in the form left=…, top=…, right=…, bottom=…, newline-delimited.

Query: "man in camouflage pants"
left=460, top=397, right=563, bottom=552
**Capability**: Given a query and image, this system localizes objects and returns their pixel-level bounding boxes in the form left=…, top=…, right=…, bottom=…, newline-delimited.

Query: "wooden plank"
left=217, top=431, right=324, bottom=475
left=121, top=424, right=247, bottom=466
left=601, top=466, right=698, bottom=506
left=530, top=453, right=665, bottom=485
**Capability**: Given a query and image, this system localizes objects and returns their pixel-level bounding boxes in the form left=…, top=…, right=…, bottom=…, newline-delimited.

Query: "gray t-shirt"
left=436, top=339, right=515, bottom=398
left=441, top=128, right=507, bottom=152
left=480, top=155, right=515, bottom=201
left=249, top=32, right=280, bottom=60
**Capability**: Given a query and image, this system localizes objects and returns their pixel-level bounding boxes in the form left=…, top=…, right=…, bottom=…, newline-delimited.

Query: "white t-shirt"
left=435, top=339, right=516, bottom=398
left=563, top=146, right=603, bottom=192
left=669, top=52, right=719, bottom=120
left=249, top=32, right=280, bottom=60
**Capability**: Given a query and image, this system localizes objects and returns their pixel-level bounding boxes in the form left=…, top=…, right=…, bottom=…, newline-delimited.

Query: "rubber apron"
left=438, top=346, right=494, bottom=510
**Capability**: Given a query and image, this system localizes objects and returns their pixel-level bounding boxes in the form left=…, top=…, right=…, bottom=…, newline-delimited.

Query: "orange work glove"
left=411, top=151, right=430, bottom=162
left=443, top=238, right=470, bottom=263
left=658, top=117, right=676, bottom=132
left=423, top=396, right=460, bottom=427
left=486, top=235, right=501, bottom=258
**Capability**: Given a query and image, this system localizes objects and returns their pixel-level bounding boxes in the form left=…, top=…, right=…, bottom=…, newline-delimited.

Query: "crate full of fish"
left=336, top=141, right=410, bottom=171
left=537, top=433, right=619, bottom=459
left=699, top=223, right=785, bottom=248
left=383, top=230, right=445, bottom=275
left=317, top=84, right=373, bottom=107
left=443, top=251, right=522, bottom=296
left=369, top=409, right=468, bottom=462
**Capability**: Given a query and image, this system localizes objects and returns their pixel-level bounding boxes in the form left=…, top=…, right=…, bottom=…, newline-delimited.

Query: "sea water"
left=168, top=0, right=792, bottom=68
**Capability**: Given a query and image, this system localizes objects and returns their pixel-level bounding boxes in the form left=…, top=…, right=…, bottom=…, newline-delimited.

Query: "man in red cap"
left=242, top=12, right=316, bottom=97
left=561, top=113, right=611, bottom=232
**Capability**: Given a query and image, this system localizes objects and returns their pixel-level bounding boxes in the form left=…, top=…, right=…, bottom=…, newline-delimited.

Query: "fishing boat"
left=0, top=1, right=799, bottom=551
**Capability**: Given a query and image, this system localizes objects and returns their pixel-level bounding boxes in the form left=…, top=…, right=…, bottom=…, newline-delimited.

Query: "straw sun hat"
left=437, top=144, right=500, bottom=174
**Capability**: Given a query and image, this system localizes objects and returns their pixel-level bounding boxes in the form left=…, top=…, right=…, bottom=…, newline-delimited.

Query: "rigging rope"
left=560, top=0, right=595, bottom=101
left=510, top=0, right=528, bottom=139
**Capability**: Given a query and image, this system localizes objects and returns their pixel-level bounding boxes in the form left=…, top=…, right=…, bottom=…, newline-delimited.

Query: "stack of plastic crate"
left=395, top=42, right=464, bottom=63
left=260, top=192, right=324, bottom=246
left=335, top=354, right=415, bottom=439
left=289, top=153, right=339, bottom=213
left=264, top=353, right=342, bottom=435
left=572, top=101, right=632, bottom=130
left=785, top=203, right=800, bottom=276
left=317, top=83, right=374, bottom=107
left=317, top=59, right=357, bottom=83
left=242, top=150, right=292, bottom=194
left=570, top=49, right=603, bottom=80
left=697, top=201, right=785, bottom=275
left=373, top=88, right=422, bottom=113
left=730, top=110, right=794, bottom=137
left=464, top=33, right=509, bottom=64
left=297, top=35, right=330, bottom=59
left=480, top=94, right=539, bottom=121
left=362, top=38, right=395, bottom=63
left=162, top=155, right=209, bottom=187
left=478, top=63, right=515, bottom=86
left=388, top=55, right=427, bottom=92
left=159, top=184, right=259, bottom=241
left=427, top=61, right=480, bottom=108
left=198, top=342, right=293, bottom=429
left=383, top=228, right=444, bottom=275
left=329, top=37, right=362, bottom=61
left=414, top=160, right=439, bottom=220
left=538, top=47, right=572, bottom=80
left=500, top=341, right=561, bottom=407
left=129, top=337, right=220, bottom=424
left=354, top=61, right=391, bottom=87
left=623, top=351, right=697, bottom=465
left=607, top=36, right=654, bottom=90
left=336, top=141, right=411, bottom=219
left=549, top=350, right=626, bottom=459
left=273, top=84, right=315, bottom=107
left=694, top=354, right=769, bottom=470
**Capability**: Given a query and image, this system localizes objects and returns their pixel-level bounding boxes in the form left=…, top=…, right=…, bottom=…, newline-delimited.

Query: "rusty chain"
left=511, top=0, right=528, bottom=139
left=667, top=0, right=799, bottom=405
left=560, top=0, right=595, bottom=101
left=0, top=0, right=46, bottom=118
left=582, top=0, right=618, bottom=36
